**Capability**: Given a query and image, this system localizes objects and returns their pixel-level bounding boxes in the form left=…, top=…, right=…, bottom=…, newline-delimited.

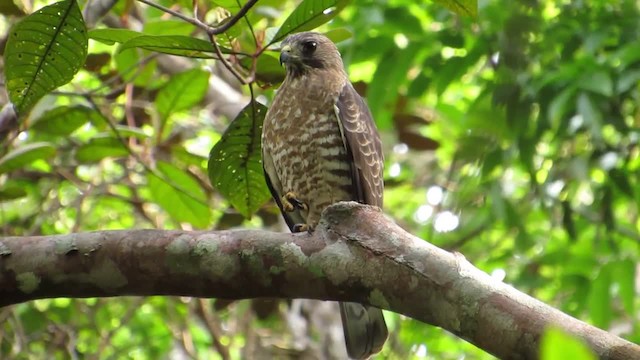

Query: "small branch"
left=205, top=0, right=259, bottom=35
left=208, top=33, right=250, bottom=84
left=1, top=202, right=638, bottom=360
left=136, top=0, right=259, bottom=35
left=195, top=299, right=230, bottom=360
left=136, top=0, right=208, bottom=31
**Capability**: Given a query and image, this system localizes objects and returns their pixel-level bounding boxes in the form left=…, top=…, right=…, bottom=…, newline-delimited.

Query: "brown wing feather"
left=262, top=148, right=305, bottom=232
left=335, top=82, right=384, bottom=208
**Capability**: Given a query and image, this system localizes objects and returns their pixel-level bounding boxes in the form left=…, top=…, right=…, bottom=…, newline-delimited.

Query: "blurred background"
left=0, top=0, right=639, bottom=358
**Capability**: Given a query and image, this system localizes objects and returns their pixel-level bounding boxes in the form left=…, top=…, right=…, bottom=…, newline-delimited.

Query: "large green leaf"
left=155, top=68, right=210, bottom=121
left=119, top=35, right=227, bottom=58
left=88, top=28, right=143, bottom=45
left=587, top=265, right=612, bottom=329
left=4, top=0, right=88, bottom=115
left=0, top=142, right=56, bottom=174
left=208, top=101, right=271, bottom=218
left=29, top=105, right=97, bottom=135
left=270, top=0, right=350, bottom=45
left=147, top=161, right=211, bottom=228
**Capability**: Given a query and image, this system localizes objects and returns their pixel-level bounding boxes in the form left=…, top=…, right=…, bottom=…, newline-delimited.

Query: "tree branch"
left=0, top=202, right=637, bottom=359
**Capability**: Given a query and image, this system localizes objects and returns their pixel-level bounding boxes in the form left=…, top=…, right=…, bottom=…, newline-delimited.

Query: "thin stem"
left=137, top=0, right=259, bottom=35
left=207, top=0, right=259, bottom=35
left=208, top=33, right=250, bottom=84
left=136, top=0, right=208, bottom=32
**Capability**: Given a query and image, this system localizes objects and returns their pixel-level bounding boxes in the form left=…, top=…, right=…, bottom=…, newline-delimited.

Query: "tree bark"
left=0, top=202, right=637, bottom=359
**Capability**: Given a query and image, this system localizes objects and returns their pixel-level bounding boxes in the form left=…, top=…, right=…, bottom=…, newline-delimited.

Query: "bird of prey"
left=261, top=32, right=388, bottom=359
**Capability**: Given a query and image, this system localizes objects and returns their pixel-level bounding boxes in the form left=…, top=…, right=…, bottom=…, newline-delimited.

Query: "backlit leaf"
left=540, top=328, right=596, bottom=360
left=208, top=101, right=271, bottom=218
left=156, top=68, right=210, bottom=121
left=4, top=0, right=88, bottom=115
left=271, top=0, right=350, bottom=45
left=0, top=142, right=56, bottom=174
left=148, top=161, right=211, bottom=228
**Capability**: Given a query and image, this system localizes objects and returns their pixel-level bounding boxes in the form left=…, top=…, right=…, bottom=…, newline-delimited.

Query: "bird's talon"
left=282, top=192, right=308, bottom=212
left=292, top=224, right=311, bottom=233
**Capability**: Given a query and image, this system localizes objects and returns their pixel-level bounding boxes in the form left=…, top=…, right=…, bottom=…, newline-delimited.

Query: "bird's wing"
left=335, top=82, right=384, bottom=208
left=262, top=141, right=305, bottom=232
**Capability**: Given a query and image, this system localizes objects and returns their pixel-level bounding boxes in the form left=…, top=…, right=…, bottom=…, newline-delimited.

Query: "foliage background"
left=0, top=0, right=638, bottom=359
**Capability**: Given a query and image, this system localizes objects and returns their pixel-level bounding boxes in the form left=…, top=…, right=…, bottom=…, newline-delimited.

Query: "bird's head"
left=279, top=32, right=344, bottom=77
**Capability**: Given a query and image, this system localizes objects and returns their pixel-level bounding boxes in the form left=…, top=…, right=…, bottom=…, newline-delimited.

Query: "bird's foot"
left=281, top=192, right=308, bottom=212
left=292, top=223, right=313, bottom=233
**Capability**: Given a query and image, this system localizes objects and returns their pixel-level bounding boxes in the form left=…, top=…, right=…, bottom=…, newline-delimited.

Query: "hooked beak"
left=279, top=44, right=292, bottom=66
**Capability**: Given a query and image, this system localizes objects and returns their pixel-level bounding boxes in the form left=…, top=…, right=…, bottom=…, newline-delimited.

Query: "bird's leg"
left=281, top=192, right=308, bottom=212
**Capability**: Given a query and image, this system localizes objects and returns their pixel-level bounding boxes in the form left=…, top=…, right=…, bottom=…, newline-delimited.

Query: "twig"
left=195, top=299, right=231, bottom=360
left=206, top=0, right=259, bottom=35
left=136, top=0, right=208, bottom=31
left=137, top=0, right=258, bottom=35
left=208, top=33, right=251, bottom=84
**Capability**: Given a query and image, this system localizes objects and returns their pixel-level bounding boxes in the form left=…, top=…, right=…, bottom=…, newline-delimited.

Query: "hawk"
left=262, top=32, right=388, bottom=359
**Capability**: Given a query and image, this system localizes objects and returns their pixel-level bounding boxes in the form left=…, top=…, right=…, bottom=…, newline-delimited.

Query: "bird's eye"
left=302, top=41, right=317, bottom=55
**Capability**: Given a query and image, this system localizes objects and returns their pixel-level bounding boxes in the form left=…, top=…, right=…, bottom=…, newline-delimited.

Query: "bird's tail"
left=339, top=302, right=388, bottom=359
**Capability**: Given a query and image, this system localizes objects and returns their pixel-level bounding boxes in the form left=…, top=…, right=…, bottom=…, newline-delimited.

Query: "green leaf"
left=0, top=181, right=28, bottom=201
left=433, top=0, right=478, bottom=18
left=561, top=201, right=576, bottom=240
left=0, top=142, right=56, bottom=174
left=609, top=168, right=634, bottom=197
left=74, top=135, right=128, bottom=163
left=119, top=35, right=229, bottom=58
left=587, top=266, right=612, bottom=328
left=89, top=28, right=143, bottom=45
left=114, top=48, right=157, bottom=87
left=0, top=0, right=25, bottom=16
left=156, top=68, right=210, bottom=121
left=208, top=101, right=271, bottom=218
left=147, top=161, right=211, bottom=228
left=4, top=0, right=88, bottom=115
left=577, top=71, right=613, bottom=97
left=368, top=42, right=422, bottom=129
left=323, top=28, right=353, bottom=44
left=271, top=0, right=350, bottom=44
left=540, top=327, right=596, bottom=360
left=612, top=260, right=635, bottom=315
left=29, top=106, right=96, bottom=135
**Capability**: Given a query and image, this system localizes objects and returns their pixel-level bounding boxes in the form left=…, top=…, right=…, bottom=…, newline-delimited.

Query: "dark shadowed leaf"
left=30, top=106, right=98, bottom=135
left=208, top=101, right=271, bottom=218
left=271, top=0, right=350, bottom=44
left=148, top=161, right=211, bottom=228
left=156, top=68, right=210, bottom=121
left=561, top=201, right=576, bottom=240
left=0, top=181, right=28, bottom=201
left=608, top=168, right=634, bottom=197
left=4, top=0, right=88, bottom=115
left=434, top=0, right=477, bottom=18
left=0, top=0, right=25, bottom=16
left=0, top=142, right=56, bottom=174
